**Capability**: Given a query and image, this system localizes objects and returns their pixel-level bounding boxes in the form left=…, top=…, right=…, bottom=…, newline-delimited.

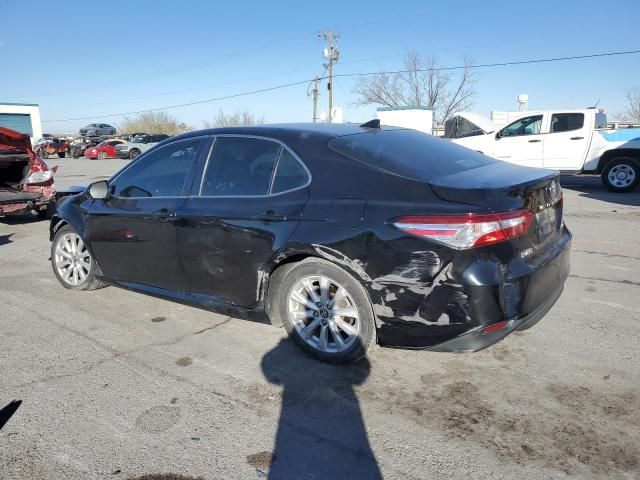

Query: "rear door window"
left=328, top=129, right=495, bottom=180
left=272, top=149, right=309, bottom=193
left=200, top=136, right=281, bottom=196
left=550, top=113, right=584, bottom=133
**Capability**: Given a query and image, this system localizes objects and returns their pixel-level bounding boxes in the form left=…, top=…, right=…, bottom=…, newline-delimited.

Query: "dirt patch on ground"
left=364, top=356, right=639, bottom=476
left=135, top=406, right=181, bottom=433
left=128, top=475, right=204, bottom=480
left=175, top=357, right=193, bottom=367
left=246, top=451, right=276, bottom=472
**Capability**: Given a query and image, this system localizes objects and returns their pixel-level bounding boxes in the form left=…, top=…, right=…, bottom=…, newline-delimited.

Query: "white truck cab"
left=445, top=109, right=640, bottom=192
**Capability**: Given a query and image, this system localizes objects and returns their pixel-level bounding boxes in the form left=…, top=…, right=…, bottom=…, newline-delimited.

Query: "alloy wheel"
left=54, top=232, right=91, bottom=286
left=608, top=164, right=636, bottom=189
left=288, top=275, right=360, bottom=353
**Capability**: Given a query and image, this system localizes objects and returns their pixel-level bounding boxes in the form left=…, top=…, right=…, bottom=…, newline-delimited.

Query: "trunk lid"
left=429, top=162, right=564, bottom=249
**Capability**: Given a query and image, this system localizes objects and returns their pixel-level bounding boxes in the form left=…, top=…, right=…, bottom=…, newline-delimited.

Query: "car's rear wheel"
left=97, top=151, right=107, bottom=160
left=274, top=258, right=375, bottom=364
left=51, top=225, right=104, bottom=291
left=601, top=157, right=640, bottom=192
left=129, top=149, right=140, bottom=159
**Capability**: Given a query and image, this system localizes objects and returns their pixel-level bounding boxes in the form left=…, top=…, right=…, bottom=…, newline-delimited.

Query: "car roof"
left=171, top=122, right=404, bottom=142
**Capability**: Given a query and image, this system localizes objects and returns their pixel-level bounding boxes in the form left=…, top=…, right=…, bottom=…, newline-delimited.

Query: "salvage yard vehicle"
left=1, top=127, right=57, bottom=217
left=38, top=137, right=69, bottom=158
left=79, top=123, right=116, bottom=136
left=445, top=109, right=640, bottom=192
left=49, top=122, right=570, bottom=364
left=84, top=139, right=126, bottom=159
left=114, top=134, right=170, bottom=159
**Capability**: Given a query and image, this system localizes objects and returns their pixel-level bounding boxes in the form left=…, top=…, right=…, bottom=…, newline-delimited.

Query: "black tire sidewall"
left=129, top=150, right=140, bottom=159
left=51, top=225, right=97, bottom=291
left=276, top=258, right=375, bottom=364
left=602, top=157, right=640, bottom=192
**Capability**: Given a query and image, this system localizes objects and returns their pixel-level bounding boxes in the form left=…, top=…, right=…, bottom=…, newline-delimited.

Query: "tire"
left=97, top=151, right=107, bottom=160
left=40, top=150, right=48, bottom=159
left=129, top=149, right=140, bottom=159
left=272, top=258, right=375, bottom=364
left=601, top=157, right=640, bottom=192
left=51, top=224, right=105, bottom=291
left=58, top=152, right=66, bottom=158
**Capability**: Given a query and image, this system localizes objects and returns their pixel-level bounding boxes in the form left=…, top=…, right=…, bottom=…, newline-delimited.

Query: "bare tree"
left=203, top=108, right=265, bottom=128
left=118, top=111, right=192, bottom=135
left=352, top=51, right=476, bottom=124
left=622, top=87, right=640, bottom=122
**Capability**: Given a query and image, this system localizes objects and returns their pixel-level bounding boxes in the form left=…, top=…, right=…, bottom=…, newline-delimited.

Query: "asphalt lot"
left=1, top=157, right=639, bottom=480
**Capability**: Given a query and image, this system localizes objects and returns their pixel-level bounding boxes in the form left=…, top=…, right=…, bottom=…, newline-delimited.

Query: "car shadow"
left=0, top=213, right=45, bottom=225
left=560, top=175, right=640, bottom=207
left=260, top=339, right=382, bottom=479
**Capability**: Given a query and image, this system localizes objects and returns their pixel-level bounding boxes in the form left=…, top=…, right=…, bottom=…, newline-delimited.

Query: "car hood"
left=0, top=127, right=35, bottom=155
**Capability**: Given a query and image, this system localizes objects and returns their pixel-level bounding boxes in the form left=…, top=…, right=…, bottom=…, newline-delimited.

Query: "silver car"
left=79, top=123, right=116, bottom=136
left=114, top=134, right=170, bottom=159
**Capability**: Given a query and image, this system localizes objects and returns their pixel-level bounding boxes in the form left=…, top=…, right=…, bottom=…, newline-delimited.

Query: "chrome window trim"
left=197, top=134, right=312, bottom=198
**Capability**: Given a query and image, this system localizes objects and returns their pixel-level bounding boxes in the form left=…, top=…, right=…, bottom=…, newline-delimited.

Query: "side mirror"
left=88, top=180, right=109, bottom=200
left=496, top=130, right=503, bottom=139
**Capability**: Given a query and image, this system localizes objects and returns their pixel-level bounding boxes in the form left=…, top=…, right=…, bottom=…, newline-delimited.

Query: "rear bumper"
left=428, top=282, right=564, bottom=352
left=375, top=227, right=571, bottom=351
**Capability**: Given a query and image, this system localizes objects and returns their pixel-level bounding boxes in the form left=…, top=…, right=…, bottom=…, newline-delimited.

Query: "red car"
left=85, top=139, right=125, bottom=159
left=0, top=127, right=57, bottom=217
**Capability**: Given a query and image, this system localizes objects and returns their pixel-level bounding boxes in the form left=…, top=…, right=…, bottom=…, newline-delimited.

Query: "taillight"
left=25, top=155, right=56, bottom=185
left=393, top=210, right=534, bottom=250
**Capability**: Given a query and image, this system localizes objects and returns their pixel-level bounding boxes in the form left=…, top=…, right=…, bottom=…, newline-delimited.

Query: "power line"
left=43, top=79, right=313, bottom=122
left=334, top=49, right=640, bottom=78
left=43, top=49, right=640, bottom=123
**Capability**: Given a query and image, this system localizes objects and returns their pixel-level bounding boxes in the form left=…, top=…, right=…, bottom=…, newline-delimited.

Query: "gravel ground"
left=1, top=158, right=639, bottom=480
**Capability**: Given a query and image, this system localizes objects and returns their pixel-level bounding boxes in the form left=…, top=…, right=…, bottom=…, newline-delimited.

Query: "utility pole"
left=312, top=76, right=319, bottom=122
left=318, top=31, right=340, bottom=123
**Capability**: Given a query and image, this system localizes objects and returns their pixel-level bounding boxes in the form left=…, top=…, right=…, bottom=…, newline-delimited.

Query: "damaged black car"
left=49, top=122, right=571, bottom=363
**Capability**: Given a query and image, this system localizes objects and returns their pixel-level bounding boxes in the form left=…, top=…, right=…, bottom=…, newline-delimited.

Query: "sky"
left=1, top=0, right=639, bottom=134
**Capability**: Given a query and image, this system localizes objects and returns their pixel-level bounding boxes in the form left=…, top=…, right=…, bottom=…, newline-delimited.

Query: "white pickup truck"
left=444, top=109, right=640, bottom=192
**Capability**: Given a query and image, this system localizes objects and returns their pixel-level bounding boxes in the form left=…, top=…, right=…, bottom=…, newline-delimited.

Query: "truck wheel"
left=601, top=157, right=640, bottom=192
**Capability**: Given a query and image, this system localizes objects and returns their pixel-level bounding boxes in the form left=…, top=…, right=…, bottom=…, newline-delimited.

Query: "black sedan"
left=49, top=122, right=571, bottom=364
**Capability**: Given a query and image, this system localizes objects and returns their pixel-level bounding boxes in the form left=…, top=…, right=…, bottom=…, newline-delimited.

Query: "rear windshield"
left=328, top=129, right=495, bottom=180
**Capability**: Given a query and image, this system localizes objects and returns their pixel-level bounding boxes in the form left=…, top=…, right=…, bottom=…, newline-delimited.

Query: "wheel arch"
left=597, top=148, right=640, bottom=172
left=262, top=246, right=381, bottom=344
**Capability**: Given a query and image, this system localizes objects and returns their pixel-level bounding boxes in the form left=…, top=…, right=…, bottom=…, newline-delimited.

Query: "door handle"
left=152, top=208, right=177, bottom=220
left=253, top=209, right=285, bottom=221
left=570, top=136, right=584, bottom=140
left=528, top=139, right=541, bottom=143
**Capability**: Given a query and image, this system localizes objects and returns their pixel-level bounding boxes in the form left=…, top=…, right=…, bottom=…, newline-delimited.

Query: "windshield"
left=328, top=129, right=496, bottom=180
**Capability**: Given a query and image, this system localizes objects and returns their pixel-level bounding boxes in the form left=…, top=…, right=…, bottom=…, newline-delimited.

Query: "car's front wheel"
left=129, top=149, right=140, bottom=159
left=97, top=151, right=107, bottom=160
left=51, top=225, right=104, bottom=290
left=274, top=258, right=375, bottom=364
